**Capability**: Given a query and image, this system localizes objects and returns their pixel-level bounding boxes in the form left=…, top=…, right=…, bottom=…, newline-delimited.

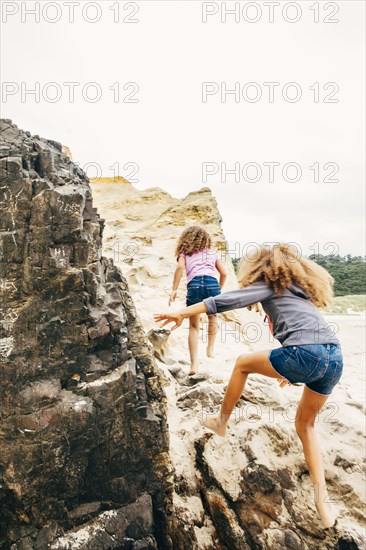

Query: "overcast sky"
left=1, top=0, right=365, bottom=256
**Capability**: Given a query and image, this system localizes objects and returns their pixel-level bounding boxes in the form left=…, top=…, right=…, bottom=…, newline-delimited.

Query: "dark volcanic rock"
left=0, top=120, right=173, bottom=549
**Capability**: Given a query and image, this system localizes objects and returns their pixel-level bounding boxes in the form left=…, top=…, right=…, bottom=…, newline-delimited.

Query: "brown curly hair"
left=175, top=226, right=212, bottom=258
left=237, top=243, right=334, bottom=308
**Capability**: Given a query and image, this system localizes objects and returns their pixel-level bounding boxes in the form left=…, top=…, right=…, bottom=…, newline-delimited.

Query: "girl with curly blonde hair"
left=169, top=226, right=227, bottom=375
left=156, top=243, right=343, bottom=529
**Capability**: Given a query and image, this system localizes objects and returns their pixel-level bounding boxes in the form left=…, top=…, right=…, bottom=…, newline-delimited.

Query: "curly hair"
left=237, top=243, right=334, bottom=308
left=175, top=226, right=212, bottom=258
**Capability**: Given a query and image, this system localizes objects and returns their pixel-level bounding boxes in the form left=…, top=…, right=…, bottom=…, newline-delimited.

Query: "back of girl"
left=169, top=226, right=227, bottom=375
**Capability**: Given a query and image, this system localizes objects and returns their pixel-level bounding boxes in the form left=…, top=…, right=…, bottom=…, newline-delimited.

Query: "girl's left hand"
left=154, top=312, right=183, bottom=331
left=168, top=290, right=177, bottom=306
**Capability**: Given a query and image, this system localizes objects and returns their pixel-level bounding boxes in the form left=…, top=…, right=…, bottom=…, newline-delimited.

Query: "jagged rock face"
left=0, top=120, right=172, bottom=549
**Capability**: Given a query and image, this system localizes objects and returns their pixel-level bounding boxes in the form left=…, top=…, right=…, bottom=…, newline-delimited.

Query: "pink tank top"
left=180, top=249, right=219, bottom=284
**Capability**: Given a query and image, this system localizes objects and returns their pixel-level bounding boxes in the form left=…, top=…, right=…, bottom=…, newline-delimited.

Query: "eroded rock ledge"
left=0, top=120, right=173, bottom=549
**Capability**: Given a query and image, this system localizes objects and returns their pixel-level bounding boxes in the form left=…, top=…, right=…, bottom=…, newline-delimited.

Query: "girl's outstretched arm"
left=154, top=302, right=208, bottom=330
left=204, top=282, right=274, bottom=314
left=155, top=282, right=274, bottom=329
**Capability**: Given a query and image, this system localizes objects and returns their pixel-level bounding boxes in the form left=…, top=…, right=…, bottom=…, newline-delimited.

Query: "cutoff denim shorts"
left=186, top=275, right=221, bottom=307
left=268, top=343, right=343, bottom=396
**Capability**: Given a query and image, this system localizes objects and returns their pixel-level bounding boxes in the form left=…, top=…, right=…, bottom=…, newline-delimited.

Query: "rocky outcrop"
left=0, top=120, right=173, bottom=549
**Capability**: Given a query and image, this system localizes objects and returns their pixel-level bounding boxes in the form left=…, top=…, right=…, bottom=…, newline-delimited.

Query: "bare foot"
left=315, top=496, right=339, bottom=528
left=206, top=346, right=214, bottom=358
left=201, top=413, right=227, bottom=436
left=188, top=366, right=198, bottom=376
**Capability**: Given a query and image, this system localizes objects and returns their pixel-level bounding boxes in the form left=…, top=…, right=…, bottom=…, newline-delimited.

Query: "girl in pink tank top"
left=169, top=226, right=227, bottom=375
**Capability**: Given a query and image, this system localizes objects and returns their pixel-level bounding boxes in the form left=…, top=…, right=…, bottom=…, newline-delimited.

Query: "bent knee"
left=235, top=354, right=251, bottom=373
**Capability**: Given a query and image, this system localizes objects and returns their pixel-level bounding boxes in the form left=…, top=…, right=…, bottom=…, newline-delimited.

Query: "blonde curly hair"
left=175, top=226, right=212, bottom=258
left=237, top=243, right=334, bottom=308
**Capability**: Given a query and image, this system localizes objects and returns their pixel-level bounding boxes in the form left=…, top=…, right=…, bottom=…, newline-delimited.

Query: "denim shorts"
left=268, top=343, right=343, bottom=396
left=186, top=275, right=221, bottom=307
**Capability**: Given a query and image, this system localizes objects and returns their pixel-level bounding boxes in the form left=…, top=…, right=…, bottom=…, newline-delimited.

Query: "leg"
left=295, top=386, right=338, bottom=528
left=202, top=351, right=279, bottom=435
left=188, top=314, right=200, bottom=375
left=206, top=314, right=218, bottom=358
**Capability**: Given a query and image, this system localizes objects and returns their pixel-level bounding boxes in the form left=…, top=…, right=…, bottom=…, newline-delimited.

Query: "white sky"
left=1, top=0, right=365, bottom=256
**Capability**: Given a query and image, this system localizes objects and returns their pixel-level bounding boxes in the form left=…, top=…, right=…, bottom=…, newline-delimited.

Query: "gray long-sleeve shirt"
left=203, top=281, right=340, bottom=347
